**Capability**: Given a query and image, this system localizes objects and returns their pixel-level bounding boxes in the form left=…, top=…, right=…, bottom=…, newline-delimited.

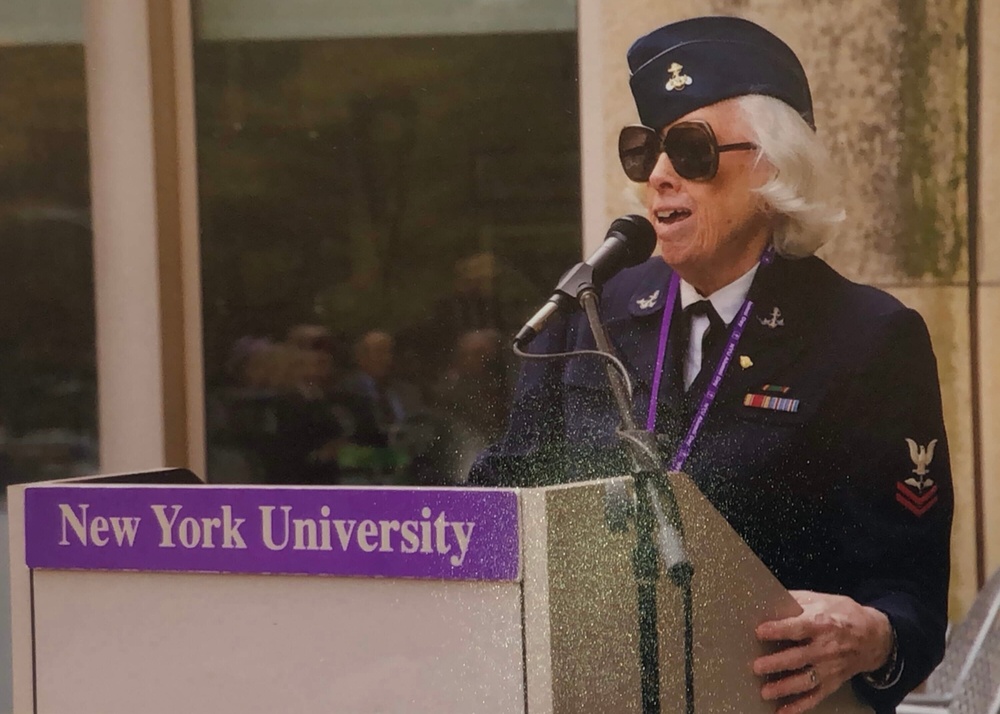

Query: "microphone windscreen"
left=591, top=214, right=656, bottom=284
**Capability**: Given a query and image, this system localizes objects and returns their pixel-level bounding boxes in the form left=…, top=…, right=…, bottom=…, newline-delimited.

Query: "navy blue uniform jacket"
left=470, top=254, right=953, bottom=713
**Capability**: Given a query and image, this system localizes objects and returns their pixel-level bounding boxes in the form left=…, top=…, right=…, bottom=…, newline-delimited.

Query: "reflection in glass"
left=0, top=4, right=90, bottom=709
left=195, top=6, right=580, bottom=486
left=0, top=38, right=95, bottom=492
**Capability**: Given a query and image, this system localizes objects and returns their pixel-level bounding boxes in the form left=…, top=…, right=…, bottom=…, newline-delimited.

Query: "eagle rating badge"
left=896, top=438, right=939, bottom=517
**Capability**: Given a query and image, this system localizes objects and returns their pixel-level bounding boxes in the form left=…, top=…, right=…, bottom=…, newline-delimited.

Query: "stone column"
left=85, top=0, right=206, bottom=476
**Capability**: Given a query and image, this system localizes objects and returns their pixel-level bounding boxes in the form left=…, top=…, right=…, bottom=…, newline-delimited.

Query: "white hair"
left=736, top=94, right=846, bottom=257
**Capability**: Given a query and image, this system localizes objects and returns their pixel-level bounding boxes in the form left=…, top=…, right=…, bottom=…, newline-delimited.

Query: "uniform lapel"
left=604, top=258, right=678, bottom=393
left=716, top=255, right=809, bottom=401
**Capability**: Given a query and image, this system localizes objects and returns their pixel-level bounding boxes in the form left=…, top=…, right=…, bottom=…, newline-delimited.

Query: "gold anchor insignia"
left=759, top=307, right=784, bottom=329
left=665, top=62, right=693, bottom=92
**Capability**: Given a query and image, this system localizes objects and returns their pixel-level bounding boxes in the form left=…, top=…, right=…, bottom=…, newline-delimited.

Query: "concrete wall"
left=580, top=0, right=990, bottom=618
left=977, top=0, right=1000, bottom=583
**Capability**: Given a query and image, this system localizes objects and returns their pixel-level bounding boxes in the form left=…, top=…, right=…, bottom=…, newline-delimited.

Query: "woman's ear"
left=749, top=149, right=777, bottom=188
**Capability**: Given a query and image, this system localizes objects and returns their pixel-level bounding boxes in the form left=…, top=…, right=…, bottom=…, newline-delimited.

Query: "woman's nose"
left=647, top=151, right=680, bottom=190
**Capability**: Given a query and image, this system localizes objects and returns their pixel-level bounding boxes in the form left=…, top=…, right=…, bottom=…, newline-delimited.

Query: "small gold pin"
left=665, top=62, right=693, bottom=92
left=739, top=355, right=753, bottom=369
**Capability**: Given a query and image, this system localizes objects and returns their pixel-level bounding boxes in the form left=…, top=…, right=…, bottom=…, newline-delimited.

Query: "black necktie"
left=684, top=300, right=726, bottom=388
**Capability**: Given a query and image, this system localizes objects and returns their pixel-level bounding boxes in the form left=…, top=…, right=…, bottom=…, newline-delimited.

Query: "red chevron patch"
left=896, top=482, right=939, bottom=517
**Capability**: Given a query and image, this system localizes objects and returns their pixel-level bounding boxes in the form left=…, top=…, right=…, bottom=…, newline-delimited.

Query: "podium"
left=6, top=470, right=872, bottom=713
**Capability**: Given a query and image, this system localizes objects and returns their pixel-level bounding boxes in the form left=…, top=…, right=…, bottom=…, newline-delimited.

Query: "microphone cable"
left=512, top=342, right=636, bottom=405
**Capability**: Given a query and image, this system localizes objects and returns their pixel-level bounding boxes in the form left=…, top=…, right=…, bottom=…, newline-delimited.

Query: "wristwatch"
left=862, top=623, right=903, bottom=690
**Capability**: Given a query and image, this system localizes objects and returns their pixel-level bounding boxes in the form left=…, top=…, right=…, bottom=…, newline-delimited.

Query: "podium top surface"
left=21, top=482, right=520, bottom=582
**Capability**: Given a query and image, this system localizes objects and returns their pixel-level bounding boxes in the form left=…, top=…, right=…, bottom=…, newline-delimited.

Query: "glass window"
left=194, top=1, right=580, bottom=487
left=0, top=3, right=93, bottom=492
left=0, top=3, right=89, bottom=709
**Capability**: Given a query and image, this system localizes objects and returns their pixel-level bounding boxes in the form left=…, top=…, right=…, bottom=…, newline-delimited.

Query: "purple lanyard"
left=645, top=248, right=774, bottom=472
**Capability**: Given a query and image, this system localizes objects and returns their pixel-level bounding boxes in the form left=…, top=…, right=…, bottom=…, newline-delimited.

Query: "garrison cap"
left=627, top=16, right=814, bottom=131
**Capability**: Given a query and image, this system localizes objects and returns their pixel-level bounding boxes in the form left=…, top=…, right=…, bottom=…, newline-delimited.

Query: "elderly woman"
left=470, top=15, right=952, bottom=714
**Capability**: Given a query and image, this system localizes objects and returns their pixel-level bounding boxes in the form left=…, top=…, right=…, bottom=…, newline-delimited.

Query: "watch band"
left=862, top=624, right=903, bottom=690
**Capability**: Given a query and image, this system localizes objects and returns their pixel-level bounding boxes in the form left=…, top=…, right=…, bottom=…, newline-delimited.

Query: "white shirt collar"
left=679, top=262, right=760, bottom=325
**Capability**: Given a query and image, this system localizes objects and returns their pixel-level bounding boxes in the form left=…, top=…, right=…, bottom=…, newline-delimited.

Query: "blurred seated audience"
left=210, top=333, right=353, bottom=485
left=209, top=321, right=515, bottom=487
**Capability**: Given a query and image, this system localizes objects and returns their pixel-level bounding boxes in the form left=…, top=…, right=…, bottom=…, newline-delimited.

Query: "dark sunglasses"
left=618, top=120, right=758, bottom=182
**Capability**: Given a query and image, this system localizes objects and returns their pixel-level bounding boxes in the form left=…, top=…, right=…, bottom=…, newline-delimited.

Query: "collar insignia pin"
left=759, top=307, right=784, bottom=329
left=636, top=290, right=660, bottom=310
left=665, top=63, right=693, bottom=92
left=739, top=355, right=752, bottom=369
left=896, top=438, right=940, bottom=516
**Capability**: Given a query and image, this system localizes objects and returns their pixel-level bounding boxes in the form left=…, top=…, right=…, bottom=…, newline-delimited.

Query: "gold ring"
left=808, top=668, right=820, bottom=688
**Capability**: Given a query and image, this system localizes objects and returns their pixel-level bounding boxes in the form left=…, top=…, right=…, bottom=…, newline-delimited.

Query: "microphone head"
left=607, top=214, right=657, bottom=264
left=518, top=214, right=657, bottom=347
left=591, top=214, right=657, bottom=284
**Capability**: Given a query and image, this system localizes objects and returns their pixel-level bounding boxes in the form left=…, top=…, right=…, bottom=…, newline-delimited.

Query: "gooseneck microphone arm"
left=579, top=288, right=642, bottom=440
left=578, top=291, right=696, bottom=714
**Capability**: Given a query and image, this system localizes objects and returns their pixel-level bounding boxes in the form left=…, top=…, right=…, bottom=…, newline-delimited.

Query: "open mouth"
left=655, top=208, right=692, bottom=226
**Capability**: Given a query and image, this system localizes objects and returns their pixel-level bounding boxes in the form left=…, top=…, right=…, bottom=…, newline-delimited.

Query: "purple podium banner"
left=24, top=485, right=520, bottom=581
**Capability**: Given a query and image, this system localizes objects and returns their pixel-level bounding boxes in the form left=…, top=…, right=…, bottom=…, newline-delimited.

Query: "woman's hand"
left=753, top=590, right=893, bottom=713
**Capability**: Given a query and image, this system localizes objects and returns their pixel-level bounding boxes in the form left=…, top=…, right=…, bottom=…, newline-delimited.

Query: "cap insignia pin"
left=759, top=307, right=784, bottom=329
left=665, top=63, right=693, bottom=92
left=636, top=290, right=660, bottom=310
left=739, top=355, right=752, bottom=369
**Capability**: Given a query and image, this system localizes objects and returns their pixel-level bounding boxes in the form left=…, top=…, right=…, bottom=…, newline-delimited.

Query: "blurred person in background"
left=338, top=330, right=424, bottom=480
left=433, top=328, right=508, bottom=478
left=212, top=332, right=352, bottom=485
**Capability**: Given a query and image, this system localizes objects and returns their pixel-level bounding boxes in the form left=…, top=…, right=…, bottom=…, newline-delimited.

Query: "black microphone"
left=513, top=214, right=656, bottom=347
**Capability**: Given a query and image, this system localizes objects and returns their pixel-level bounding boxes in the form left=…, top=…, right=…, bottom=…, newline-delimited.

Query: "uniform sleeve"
left=832, top=307, right=953, bottom=711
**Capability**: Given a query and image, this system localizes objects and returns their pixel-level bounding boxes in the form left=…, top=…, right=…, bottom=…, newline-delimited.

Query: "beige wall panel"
left=979, top=286, right=1000, bottom=577
left=981, top=0, right=1000, bottom=283
left=587, top=0, right=968, bottom=288
left=887, top=286, right=975, bottom=617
